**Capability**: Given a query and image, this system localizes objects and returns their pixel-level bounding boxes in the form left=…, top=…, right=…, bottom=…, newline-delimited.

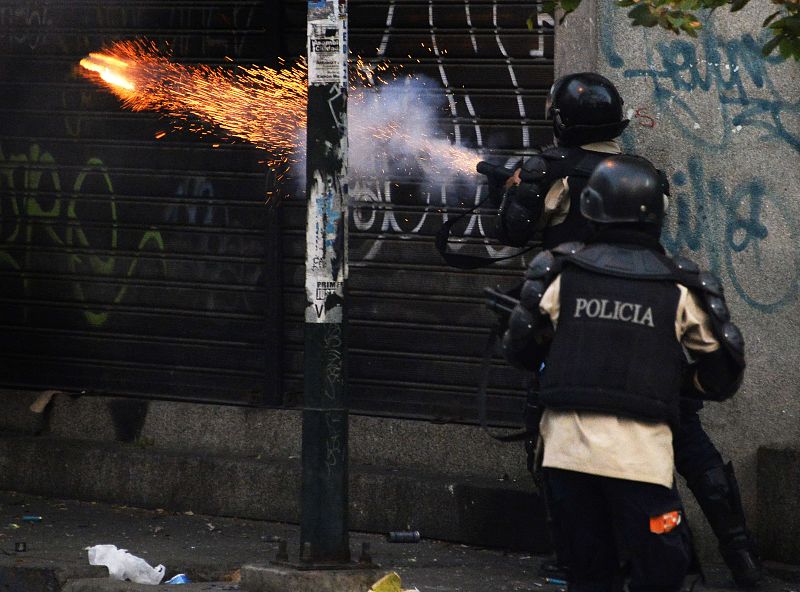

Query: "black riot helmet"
left=580, top=155, right=667, bottom=228
left=546, top=73, right=629, bottom=146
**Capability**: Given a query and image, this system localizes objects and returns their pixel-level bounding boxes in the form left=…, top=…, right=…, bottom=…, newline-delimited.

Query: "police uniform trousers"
left=673, top=398, right=723, bottom=483
left=544, top=468, right=691, bottom=592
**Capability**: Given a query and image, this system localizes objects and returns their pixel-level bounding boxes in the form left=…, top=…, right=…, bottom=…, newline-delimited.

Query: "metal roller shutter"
left=0, top=1, right=283, bottom=404
left=280, top=1, right=554, bottom=425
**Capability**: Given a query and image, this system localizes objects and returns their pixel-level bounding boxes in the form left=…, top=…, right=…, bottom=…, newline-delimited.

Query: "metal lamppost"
left=300, top=0, right=350, bottom=566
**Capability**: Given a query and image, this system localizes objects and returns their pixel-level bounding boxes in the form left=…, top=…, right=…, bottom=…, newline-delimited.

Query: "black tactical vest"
left=538, top=264, right=685, bottom=425
left=539, top=147, right=609, bottom=250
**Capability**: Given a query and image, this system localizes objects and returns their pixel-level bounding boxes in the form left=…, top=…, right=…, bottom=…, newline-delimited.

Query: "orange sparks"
left=79, top=40, right=307, bottom=162
left=79, top=40, right=481, bottom=178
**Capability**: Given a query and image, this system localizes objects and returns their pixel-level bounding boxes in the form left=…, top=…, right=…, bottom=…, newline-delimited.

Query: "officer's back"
left=501, top=155, right=745, bottom=592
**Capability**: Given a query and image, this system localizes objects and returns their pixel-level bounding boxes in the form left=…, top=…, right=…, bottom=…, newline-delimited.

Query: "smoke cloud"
left=348, top=75, right=480, bottom=186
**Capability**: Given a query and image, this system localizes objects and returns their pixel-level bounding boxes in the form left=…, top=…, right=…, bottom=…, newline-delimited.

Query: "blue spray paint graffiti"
left=618, top=28, right=799, bottom=152
left=662, top=159, right=797, bottom=312
left=601, top=9, right=800, bottom=312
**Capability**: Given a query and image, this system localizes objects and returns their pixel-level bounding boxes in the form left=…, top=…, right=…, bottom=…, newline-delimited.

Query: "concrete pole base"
left=241, top=564, right=384, bottom=592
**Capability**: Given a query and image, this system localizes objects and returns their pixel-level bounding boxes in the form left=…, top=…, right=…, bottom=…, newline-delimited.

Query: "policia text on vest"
left=573, top=298, right=654, bottom=327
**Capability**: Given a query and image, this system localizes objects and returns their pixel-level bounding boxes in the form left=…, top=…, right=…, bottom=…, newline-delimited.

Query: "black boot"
left=687, top=462, right=763, bottom=588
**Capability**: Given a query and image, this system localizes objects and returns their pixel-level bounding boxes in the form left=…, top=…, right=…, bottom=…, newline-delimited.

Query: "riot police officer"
left=496, top=72, right=631, bottom=250
left=501, top=155, right=746, bottom=591
left=497, top=72, right=762, bottom=587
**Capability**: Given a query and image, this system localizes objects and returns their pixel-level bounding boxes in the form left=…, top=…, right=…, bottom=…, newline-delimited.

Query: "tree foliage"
left=532, top=0, right=800, bottom=62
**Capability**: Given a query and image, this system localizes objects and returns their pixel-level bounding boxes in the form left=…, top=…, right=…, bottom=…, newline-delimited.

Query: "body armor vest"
left=538, top=263, right=685, bottom=425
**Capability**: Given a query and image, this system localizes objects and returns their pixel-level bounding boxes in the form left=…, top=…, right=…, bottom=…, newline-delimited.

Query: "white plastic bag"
left=86, top=544, right=165, bottom=585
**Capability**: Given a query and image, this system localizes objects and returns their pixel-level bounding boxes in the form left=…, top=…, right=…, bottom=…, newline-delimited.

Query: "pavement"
left=0, top=491, right=798, bottom=592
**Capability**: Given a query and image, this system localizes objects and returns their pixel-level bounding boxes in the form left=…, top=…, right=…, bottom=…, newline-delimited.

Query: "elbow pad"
left=500, top=249, right=562, bottom=369
left=502, top=306, right=552, bottom=371
left=677, top=263, right=746, bottom=399
left=694, top=348, right=744, bottom=401
left=693, top=271, right=746, bottom=369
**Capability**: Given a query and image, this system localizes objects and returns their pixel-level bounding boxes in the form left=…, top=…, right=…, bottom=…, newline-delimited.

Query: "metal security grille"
left=0, top=1, right=283, bottom=404
left=280, top=1, right=554, bottom=425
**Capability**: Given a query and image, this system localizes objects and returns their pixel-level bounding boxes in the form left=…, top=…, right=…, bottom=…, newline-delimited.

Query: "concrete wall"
left=556, top=1, right=800, bottom=560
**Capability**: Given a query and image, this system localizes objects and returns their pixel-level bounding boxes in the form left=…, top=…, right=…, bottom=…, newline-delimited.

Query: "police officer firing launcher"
left=477, top=72, right=762, bottom=588
left=501, top=155, right=746, bottom=591
left=479, top=72, right=632, bottom=250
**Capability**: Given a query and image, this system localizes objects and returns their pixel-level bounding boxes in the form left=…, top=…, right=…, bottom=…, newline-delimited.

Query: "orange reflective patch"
left=650, top=510, right=682, bottom=534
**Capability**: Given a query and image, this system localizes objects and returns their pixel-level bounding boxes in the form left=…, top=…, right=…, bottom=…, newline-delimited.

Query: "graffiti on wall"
left=601, top=14, right=800, bottom=313
left=346, top=1, right=542, bottom=269
left=0, top=2, right=52, bottom=50
left=349, top=178, right=523, bottom=266
left=0, top=141, right=165, bottom=326
left=607, top=23, right=798, bottom=151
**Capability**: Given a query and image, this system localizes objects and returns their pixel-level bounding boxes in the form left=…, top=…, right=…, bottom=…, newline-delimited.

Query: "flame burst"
left=80, top=40, right=306, bottom=164
left=79, top=40, right=481, bottom=178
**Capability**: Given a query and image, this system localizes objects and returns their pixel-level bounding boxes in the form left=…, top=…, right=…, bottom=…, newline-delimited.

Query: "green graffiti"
left=0, top=143, right=64, bottom=307
left=67, top=157, right=117, bottom=325
left=0, top=142, right=166, bottom=326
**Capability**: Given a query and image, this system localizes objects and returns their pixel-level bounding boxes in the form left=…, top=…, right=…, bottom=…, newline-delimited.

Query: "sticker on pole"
left=308, top=23, right=344, bottom=85
left=307, top=0, right=346, bottom=86
left=306, top=173, right=346, bottom=324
